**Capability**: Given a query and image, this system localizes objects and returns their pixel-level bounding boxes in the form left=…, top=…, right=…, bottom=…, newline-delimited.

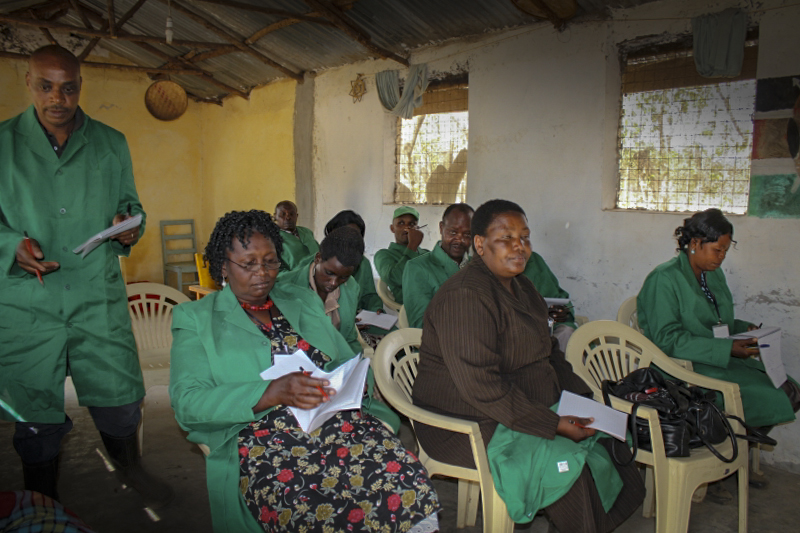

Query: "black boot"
left=100, top=432, right=174, bottom=509
left=22, top=456, right=59, bottom=501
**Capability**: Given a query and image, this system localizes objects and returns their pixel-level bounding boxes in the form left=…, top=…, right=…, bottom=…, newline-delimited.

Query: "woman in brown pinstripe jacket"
left=412, top=199, right=644, bottom=533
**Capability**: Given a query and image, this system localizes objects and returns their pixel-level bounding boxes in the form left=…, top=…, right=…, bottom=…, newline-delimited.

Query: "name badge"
left=712, top=324, right=730, bottom=338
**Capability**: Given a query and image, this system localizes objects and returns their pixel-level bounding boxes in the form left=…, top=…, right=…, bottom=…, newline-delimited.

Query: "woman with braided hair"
left=169, top=210, right=439, bottom=533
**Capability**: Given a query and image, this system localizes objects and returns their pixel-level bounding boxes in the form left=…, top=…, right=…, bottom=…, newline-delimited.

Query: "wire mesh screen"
left=617, top=49, right=757, bottom=214
left=395, top=111, right=468, bottom=205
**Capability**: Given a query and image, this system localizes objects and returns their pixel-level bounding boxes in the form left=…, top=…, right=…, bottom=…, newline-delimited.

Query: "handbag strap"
left=726, top=414, right=778, bottom=447
left=602, top=380, right=639, bottom=466
left=690, top=400, right=739, bottom=463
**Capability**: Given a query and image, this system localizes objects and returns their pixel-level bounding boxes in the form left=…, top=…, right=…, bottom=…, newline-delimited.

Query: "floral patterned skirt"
left=238, top=407, right=440, bottom=532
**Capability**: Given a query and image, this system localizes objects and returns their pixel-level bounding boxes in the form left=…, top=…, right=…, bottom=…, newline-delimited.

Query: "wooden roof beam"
left=160, top=0, right=304, bottom=82
left=301, top=0, right=408, bottom=67
left=191, top=0, right=332, bottom=25
left=0, top=50, right=204, bottom=75
left=106, top=0, right=115, bottom=37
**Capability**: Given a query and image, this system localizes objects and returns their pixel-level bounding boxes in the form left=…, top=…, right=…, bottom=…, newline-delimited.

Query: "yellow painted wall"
left=198, top=78, right=296, bottom=247
left=0, top=55, right=297, bottom=288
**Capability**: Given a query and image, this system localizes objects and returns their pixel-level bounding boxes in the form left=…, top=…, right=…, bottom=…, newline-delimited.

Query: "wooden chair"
left=565, top=321, right=748, bottom=533
left=160, top=220, right=198, bottom=294
left=376, top=279, right=402, bottom=313
left=373, top=329, right=514, bottom=533
left=126, top=282, right=190, bottom=453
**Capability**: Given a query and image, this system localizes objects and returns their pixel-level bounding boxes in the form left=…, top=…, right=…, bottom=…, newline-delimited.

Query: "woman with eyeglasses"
left=169, top=210, right=439, bottom=533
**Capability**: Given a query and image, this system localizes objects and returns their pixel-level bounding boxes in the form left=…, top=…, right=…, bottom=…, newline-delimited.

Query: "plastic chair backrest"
left=194, top=253, right=219, bottom=289
left=376, top=279, right=402, bottom=312
left=126, top=282, right=190, bottom=353
left=160, top=220, right=197, bottom=266
left=373, top=329, right=513, bottom=532
left=397, top=305, right=409, bottom=328
left=616, top=295, right=641, bottom=332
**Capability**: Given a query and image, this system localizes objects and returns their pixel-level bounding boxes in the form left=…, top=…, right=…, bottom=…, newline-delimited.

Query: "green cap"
left=393, top=206, right=420, bottom=221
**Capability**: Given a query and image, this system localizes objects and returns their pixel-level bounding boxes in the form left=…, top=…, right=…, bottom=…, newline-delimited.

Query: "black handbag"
left=602, top=367, right=742, bottom=464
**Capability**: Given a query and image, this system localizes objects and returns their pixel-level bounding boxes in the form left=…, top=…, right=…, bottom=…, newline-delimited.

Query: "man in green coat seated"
left=0, top=45, right=170, bottom=507
left=403, top=204, right=473, bottom=328
left=274, top=200, right=319, bottom=271
left=374, top=206, right=429, bottom=304
left=522, top=252, right=577, bottom=352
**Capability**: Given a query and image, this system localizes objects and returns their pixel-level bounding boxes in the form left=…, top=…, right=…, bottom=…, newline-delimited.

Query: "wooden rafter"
left=301, top=0, right=407, bottom=67
left=192, top=0, right=333, bottom=25
left=246, top=17, right=305, bottom=45
left=160, top=0, right=304, bottom=82
left=69, top=0, right=94, bottom=30
left=106, top=0, right=115, bottom=37
left=185, top=46, right=238, bottom=63
left=114, top=0, right=148, bottom=32
left=0, top=13, right=233, bottom=49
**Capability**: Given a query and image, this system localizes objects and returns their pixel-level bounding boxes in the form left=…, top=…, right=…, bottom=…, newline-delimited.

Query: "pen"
left=23, top=231, right=44, bottom=286
left=759, top=344, right=770, bottom=348
left=757, top=323, right=763, bottom=329
left=416, top=224, right=427, bottom=230
left=127, top=203, right=132, bottom=217
left=568, top=419, right=588, bottom=429
left=300, top=367, right=330, bottom=401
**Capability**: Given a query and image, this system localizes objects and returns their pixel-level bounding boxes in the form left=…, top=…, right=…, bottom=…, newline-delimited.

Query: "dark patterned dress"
left=238, top=310, right=440, bottom=533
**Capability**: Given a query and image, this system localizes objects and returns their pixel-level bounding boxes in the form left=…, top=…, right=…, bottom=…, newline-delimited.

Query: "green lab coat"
left=402, top=243, right=462, bottom=328
left=279, top=226, right=319, bottom=271
left=354, top=256, right=384, bottom=312
left=374, top=242, right=429, bottom=304
left=522, top=252, right=576, bottom=330
left=170, top=282, right=400, bottom=533
left=0, top=106, right=146, bottom=424
left=638, top=252, right=795, bottom=427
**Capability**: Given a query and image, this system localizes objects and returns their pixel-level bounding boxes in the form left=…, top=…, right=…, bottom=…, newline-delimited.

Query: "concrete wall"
left=311, top=0, right=800, bottom=470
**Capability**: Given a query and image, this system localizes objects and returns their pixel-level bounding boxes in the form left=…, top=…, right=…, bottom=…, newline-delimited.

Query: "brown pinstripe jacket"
left=412, top=255, right=591, bottom=467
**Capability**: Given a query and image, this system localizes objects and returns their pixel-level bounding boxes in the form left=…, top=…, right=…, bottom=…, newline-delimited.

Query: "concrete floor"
left=2, top=385, right=800, bottom=532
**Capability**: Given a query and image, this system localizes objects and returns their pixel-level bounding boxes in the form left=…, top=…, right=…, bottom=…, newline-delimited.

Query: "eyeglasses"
left=227, top=258, right=281, bottom=272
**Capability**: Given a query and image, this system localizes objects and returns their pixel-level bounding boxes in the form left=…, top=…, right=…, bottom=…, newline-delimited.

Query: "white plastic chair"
left=376, top=279, right=402, bottom=312
left=397, top=305, right=409, bottom=329
left=373, top=329, right=513, bottom=533
left=126, top=282, right=190, bottom=452
left=616, top=296, right=641, bottom=332
left=565, top=321, right=748, bottom=533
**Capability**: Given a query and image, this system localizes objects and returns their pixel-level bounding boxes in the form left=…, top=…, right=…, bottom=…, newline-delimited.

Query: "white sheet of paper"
left=544, top=297, right=570, bottom=307
left=259, top=350, right=371, bottom=433
left=355, top=310, right=398, bottom=330
left=556, top=390, right=629, bottom=441
left=72, top=214, right=143, bottom=258
left=730, top=327, right=785, bottom=388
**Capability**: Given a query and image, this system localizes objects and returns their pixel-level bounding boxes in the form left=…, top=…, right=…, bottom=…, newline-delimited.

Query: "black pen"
left=127, top=203, right=131, bottom=217
left=416, top=224, right=427, bottom=230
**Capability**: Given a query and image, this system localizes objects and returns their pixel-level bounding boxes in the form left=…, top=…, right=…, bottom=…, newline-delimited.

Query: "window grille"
left=394, top=83, right=468, bottom=204
left=616, top=43, right=758, bottom=214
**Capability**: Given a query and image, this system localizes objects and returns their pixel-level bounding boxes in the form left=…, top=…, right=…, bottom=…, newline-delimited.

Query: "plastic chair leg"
left=643, top=465, right=655, bottom=518
left=660, top=474, right=692, bottom=533
left=750, top=444, right=762, bottom=476
left=737, top=465, right=748, bottom=533
left=485, top=488, right=514, bottom=533
left=457, top=479, right=480, bottom=528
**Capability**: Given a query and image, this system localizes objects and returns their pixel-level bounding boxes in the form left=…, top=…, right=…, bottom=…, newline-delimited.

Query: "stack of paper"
left=73, top=214, right=143, bottom=258
left=260, top=350, right=370, bottom=433
left=730, top=326, right=785, bottom=387
left=556, top=390, right=629, bottom=441
left=355, top=310, right=398, bottom=330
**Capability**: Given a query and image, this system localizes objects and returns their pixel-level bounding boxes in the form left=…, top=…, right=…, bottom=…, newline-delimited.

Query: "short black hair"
left=319, top=226, right=364, bottom=268
left=275, top=200, right=296, bottom=212
left=674, top=208, right=735, bottom=253
left=471, top=199, right=526, bottom=237
left=324, top=210, right=366, bottom=237
left=442, top=203, right=474, bottom=221
left=205, top=210, right=283, bottom=284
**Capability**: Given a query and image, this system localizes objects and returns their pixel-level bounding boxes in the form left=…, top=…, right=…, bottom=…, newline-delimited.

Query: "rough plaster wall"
left=294, top=74, right=316, bottom=230
left=311, top=0, right=800, bottom=469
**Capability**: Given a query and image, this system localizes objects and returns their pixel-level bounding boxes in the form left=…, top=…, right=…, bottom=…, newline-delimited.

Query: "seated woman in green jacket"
left=169, top=210, right=439, bottom=533
left=637, top=208, right=800, bottom=433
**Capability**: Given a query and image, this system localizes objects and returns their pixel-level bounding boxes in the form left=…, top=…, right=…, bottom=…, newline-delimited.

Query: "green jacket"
left=638, top=252, right=795, bottom=426
left=280, top=257, right=361, bottom=354
left=0, top=106, right=146, bottom=423
left=170, top=282, right=399, bottom=533
left=354, top=256, right=384, bottom=312
left=279, top=226, right=319, bottom=271
left=522, top=252, right=576, bottom=329
left=374, top=242, right=429, bottom=304
left=402, top=243, right=462, bottom=328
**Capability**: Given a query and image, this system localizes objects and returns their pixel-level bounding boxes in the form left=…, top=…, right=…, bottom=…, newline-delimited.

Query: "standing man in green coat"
left=403, top=204, right=473, bottom=328
left=0, top=45, right=170, bottom=506
left=374, top=206, right=429, bottom=304
left=274, top=200, right=319, bottom=271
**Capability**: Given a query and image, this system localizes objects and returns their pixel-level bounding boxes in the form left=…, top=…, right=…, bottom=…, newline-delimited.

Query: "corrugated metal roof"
left=1, top=0, right=661, bottom=102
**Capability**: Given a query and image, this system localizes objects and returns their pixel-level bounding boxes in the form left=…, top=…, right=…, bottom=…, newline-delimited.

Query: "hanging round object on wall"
left=144, top=80, right=188, bottom=121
